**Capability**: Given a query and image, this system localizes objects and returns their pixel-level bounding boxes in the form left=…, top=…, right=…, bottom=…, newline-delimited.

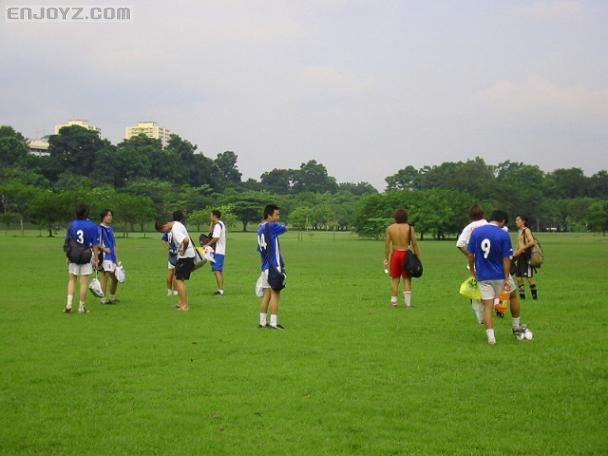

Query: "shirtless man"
left=384, top=208, right=421, bottom=308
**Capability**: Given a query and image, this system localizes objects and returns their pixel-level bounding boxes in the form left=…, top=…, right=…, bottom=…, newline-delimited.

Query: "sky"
left=1, top=0, right=607, bottom=190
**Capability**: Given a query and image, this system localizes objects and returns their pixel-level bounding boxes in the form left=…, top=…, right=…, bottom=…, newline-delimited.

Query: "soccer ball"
left=524, top=328, right=534, bottom=340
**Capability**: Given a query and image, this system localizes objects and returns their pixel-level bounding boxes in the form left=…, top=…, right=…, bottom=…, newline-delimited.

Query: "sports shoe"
left=258, top=324, right=267, bottom=328
left=63, top=306, right=72, bottom=313
left=212, top=291, right=224, bottom=296
left=268, top=324, right=285, bottom=330
left=167, top=290, right=173, bottom=297
left=512, top=325, right=527, bottom=340
left=487, top=338, right=496, bottom=345
left=78, top=306, right=89, bottom=314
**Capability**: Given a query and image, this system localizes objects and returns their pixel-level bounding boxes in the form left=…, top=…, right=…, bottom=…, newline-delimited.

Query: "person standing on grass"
left=98, top=209, right=120, bottom=304
left=456, top=204, right=488, bottom=323
left=64, top=204, right=100, bottom=314
left=257, top=204, right=287, bottom=329
left=161, top=229, right=178, bottom=297
left=514, top=214, right=539, bottom=300
left=155, top=210, right=195, bottom=312
left=384, top=208, right=420, bottom=308
left=202, top=209, right=226, bottom=296
left=467, top=210, right=527, bottom=345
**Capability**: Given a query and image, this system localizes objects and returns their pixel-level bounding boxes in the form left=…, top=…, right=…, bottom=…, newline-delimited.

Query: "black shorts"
left=175, top=257, right=195, bottom=281
left=515, top=254, right=534, bottom=278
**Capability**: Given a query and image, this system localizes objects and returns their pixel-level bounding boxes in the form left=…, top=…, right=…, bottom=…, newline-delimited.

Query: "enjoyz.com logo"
left=5, top=5, right=132, bottom=22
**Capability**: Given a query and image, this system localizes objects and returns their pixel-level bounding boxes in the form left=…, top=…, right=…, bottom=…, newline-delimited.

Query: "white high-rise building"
left=125, top=121, right=171, bottom=147
left=54, top=119, right=101, bottom=135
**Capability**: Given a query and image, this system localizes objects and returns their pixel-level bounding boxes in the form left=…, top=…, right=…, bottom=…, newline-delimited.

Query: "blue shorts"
left=212, top=254, right=224, bottom=272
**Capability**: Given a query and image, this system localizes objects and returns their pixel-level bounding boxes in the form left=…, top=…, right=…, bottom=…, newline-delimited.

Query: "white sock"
left=270, top=314, right=278, bottom=327
left=390, top=296, right=398, bottom=305
left=259, top=313, right=267, bottom=326
left=403, top=291, right=412, bottom=307
left=512, top=317, right=521, bottom=329
left=486, top=328, right=496, bottom=343
left=66, top=295, right=73, bottom=309
left=79, top=300, right=86, bottom=309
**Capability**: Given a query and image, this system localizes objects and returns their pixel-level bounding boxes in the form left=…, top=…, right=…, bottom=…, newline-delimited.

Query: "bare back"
left=387, top=223, right=411, bottom=250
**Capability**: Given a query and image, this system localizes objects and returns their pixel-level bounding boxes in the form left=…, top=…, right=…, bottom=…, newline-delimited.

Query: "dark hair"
left=490, top=210, right=508, bottom=225
left=100, top=208, right=112, bottom=221
left=263, top=204, right=280, bottom=219
left=155, top=220, right=169, bottom=232
left=172, top=210, right=185, bottom=223
left=469, top=204, right=484, bottom=221
left=212, top=210, right=221, bottom=219
left=516, top=214, right=529, bottom=227
left=76, top=204, right=90, bottom=220
left=394, top=208, right=408, bottom=224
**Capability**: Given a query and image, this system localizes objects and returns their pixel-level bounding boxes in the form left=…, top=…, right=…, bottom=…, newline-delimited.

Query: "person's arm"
left=516, top=228, right=535, bottom=255
left=467, top=253, right=476, bottom=278
left=410, top=226, right=421, bottom=258
left=179, top=238, right=190, bottom=255
left=456, top=225, right=471, bottom=257
left=205, top=224, right=220, bottom=247
left=384, top=227, right=391, bottom=266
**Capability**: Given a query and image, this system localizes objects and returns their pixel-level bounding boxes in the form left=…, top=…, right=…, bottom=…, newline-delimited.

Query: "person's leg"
left=403, top=277, right=412, bottom=307
left=471, top=299, right=484, bottom=324
left=175, top=279, right=188, bottom=310
left=482, top=298, right=496, bottom=344
left=66, top=274, right=77, bottom=311
left=100, top=270, right=110, bottom=303
left=166, top=268, right=174, bottom=295
left=214, top=271, right=224, bottom=295
left=259, top=288, right=271, bottom=327
left=528, top=275, right=538, bottom=300
left=108, top=274, right=118, bottom=302
left=516, top=276, right=526, bottom=299
left=79, top=274, right=90, bottom=313
left=269, top=289, right=282, bottom=328
left=390, top=277, right=400, bottom=306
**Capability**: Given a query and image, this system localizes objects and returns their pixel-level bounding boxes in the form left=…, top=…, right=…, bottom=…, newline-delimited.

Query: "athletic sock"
left=259, top=313, right=267, bottom=327
left=167, top=289, right=173, bottom=296
left=518, top=285, right=526, bottom=299
left=530, top=284, right=538, bottom=300
left=390, top=296, right=398, bottom=306
left=270, top=314, right=278, bottom=327
left=78, top=300, right=86, bottom=310
left=66, top=295, right=73, bottom=309
left=403, top=291, right=412, bottom=307
left=486, top=328, right=496, bottom=344
left=512, top=317, right=521, bottom=329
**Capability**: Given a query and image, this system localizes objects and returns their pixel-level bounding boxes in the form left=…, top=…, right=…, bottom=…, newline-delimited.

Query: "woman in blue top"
left=99, top=208, right=120, bottom=304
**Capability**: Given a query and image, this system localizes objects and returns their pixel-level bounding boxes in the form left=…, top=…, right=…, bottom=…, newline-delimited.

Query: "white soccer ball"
left=516, top=332, right=525, bottom=341
left=524, top=329, right=534, bottom=340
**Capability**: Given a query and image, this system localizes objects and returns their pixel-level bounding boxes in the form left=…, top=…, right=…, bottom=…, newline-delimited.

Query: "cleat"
left=258, top=324, right=267, bottom=328
left=78, top=306, right=89, bottom=314
left=268, top=324, right=284, bottom=330
left=63, top=307, right=72, bottom=313
left=488, top=338, right=496, bottom=345
left=212, top=291, right=224, bottom=296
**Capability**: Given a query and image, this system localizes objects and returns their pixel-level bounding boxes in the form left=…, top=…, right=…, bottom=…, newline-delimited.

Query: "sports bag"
left=63, top=228, right=93, bottom=264
left=403, top=225, right=423, bottom=278
left=524, top=229, right=544, bottom=268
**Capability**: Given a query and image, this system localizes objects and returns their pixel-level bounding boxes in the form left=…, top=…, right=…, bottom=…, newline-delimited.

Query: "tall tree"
left=0, top=125, right=29, bottom=167
left=48, top=125, right=109, bottom=178
left=214, top=151, right=242, bottom=186
left=292, top=160, right=337, bottom=193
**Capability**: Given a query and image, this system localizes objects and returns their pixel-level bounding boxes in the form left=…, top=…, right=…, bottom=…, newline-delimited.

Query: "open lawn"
left=1, top=231, right=607, bottom=455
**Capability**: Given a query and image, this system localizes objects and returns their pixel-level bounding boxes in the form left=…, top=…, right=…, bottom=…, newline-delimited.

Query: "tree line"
left=1, top=125, right=607, bottom=237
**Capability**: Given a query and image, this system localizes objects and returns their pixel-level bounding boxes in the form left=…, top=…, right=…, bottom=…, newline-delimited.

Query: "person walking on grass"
left=384, top=208, right=421, bottom=308
left=467, top=210, right=528, bottom=345
left=155, top=210, right=195, bottom=312
left=98, top=209, right=120, bottom=304
left=514, top=214, right=539, bottom=300
left=64, top=204, right=100, bottom=314
left=202, top=209, right=226, bottom=296
left=257, top=204, right=287, bottom=329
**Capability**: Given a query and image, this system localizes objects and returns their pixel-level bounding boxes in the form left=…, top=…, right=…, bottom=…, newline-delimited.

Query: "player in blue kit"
left=467, top=210, right=527, bottom=345
left=98, top=209, right=121, bottom=304
left=64, top=204, right=100, bottom=314
left=257, top=204, right=287, bottom=329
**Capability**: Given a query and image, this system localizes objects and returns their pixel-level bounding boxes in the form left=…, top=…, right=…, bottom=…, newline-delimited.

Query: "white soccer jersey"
left=171, top=221, right=195, bottom=259
left=212, top=221, right=226, bottom=255
left=456, top=219, right=488, bottom=248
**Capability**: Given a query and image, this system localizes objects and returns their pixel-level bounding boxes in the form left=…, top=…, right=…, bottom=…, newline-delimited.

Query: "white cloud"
left=477, top=78, right=608, bottom=114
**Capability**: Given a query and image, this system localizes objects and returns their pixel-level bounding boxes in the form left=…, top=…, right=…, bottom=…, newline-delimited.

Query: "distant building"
left=54, top=119, right=101, bottom=135
left=125, top=121, right=171, bottom=147
left=27, top=136, right=50, bottom=156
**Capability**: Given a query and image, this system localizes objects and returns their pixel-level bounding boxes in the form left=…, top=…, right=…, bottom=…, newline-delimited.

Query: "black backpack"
left=63, top=224, right=93, bottom=264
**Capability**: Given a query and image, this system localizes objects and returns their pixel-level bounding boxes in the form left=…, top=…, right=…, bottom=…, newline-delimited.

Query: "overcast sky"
left=1, top=0, right=607, bottom=189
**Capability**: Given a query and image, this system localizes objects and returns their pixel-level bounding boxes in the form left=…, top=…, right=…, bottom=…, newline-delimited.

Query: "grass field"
left=1, top=230, right=607, bottom=455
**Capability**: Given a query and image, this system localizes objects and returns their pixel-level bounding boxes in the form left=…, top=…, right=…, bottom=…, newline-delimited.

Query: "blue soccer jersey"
left=257, top=222, right=287, bottom=270
left=68, top=219, right=99, bottom=249
left=468, top=224, right=513, bottom=281
left=99, top=224, right=117, bottom=262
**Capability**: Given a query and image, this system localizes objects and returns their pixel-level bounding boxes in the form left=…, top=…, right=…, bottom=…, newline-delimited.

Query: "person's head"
left=76, top=204, right=90, bottom=220
left=489, top=210, right=509, bottom=227
left=155, top=219, right=173, bottom=233
left=515, top=214, right=528, bottom=228
left=394, top=208, right=408, bottom=224
left=211, top=210, right=221, bottom=221
left=100, top=208, right=113, bottom=224
left=469, top=204, right=484, bottom=221
left=172, top=210, right=185, bottom=223
left=263, top=204, right=280, bottom=221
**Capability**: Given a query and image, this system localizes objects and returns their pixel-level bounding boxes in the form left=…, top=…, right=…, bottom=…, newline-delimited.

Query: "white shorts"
left=258, top=270, right=271, bottom=289
left=68, top=262, right=93, bottom=276
left=102, top=260, right=117, bottom=273
left=479, top=276, right=516, bottom=301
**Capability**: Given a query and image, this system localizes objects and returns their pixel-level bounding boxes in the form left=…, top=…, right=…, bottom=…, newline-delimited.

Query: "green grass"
left=1, top=231, right=607, bottom=455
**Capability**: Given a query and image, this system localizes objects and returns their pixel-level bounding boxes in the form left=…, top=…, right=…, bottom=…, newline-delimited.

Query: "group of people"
left=384, top=204, right=539, bottom=345
left=63, top=204, right=121, bottom=313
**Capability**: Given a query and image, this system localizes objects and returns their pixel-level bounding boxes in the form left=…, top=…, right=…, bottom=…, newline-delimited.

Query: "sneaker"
left=512, top=325, right=527, bottom=340
left=258, top=324, right=267, bottom=328
left=212, top=291, right=224, bottom=296
left=167, top=290, right=173, bottom=297
left=177, top=305, right=189, bottom=312
left=268, top=324, right=285, bottom=330
left=487, top=338, right=496, bottom=345
left=78, top=306, right=89, bottom=314
left=63, top=306, right=72, bottom=313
